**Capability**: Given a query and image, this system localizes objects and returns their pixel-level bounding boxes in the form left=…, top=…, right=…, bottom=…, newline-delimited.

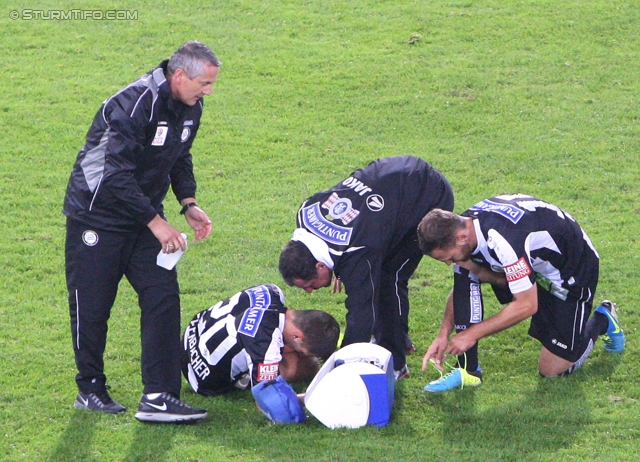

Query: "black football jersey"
left=462, top=194, right=599, bottom=301
left=183, top=284, right=287, bottom=395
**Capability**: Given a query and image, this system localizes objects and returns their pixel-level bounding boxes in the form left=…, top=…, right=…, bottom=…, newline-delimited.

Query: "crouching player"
left=417, top=195, right=626, bottom=392
left=182, top=284, right=340, bottom=397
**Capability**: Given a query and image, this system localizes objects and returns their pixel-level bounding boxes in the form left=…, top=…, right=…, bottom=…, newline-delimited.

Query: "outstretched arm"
left=147, top=215, right=188, bottom=253
left=457, top=259, right=507, bottom=287
left=180, top=197, right=212, bottom=242
left=446, top=284, right=538, bottom=356
left=422, top=290, right=455, bottom=371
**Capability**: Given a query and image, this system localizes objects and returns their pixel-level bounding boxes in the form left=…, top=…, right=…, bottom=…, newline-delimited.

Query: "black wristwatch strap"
left=180, top=202, right=198, bottom=215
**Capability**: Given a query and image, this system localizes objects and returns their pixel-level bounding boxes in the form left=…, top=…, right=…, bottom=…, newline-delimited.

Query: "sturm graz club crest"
left=301, top=202, right=352, bottom=245
left=82, top=230, right=99, bottom=246
left=366, top=194, right=384, bottom=212
left=322, top=193, right=360, bottom=225
left=181, top=126, right=191, bottom=143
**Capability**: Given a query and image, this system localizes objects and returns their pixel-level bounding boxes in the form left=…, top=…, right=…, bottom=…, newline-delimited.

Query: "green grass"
left=1, top=0, right=639, bottom=460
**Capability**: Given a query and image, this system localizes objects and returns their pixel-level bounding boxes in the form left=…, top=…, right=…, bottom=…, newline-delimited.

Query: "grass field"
left=1, top=1, right=638, bottom=460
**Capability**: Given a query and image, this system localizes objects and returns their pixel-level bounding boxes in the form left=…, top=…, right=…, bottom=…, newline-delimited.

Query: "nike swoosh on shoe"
left=145, top=402, right=167, bottom=411
left=611, top=322, right=621, bottom=334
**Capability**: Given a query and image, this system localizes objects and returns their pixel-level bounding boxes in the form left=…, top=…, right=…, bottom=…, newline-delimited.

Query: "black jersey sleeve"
left=335, top=250, right=383, bottom=346
left=233, top=285, right=287, bottom=386
left=238, top=308, right=286, bottom=385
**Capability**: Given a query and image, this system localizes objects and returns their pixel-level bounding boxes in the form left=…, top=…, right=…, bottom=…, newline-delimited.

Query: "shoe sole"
left=604, top=347, right=625, bottom=353
left=603, top=340, right=625, bottom=353
left=134, top=411, right=208, bottom=423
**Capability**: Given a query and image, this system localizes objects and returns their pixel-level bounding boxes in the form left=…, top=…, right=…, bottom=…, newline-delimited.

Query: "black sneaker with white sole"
left=134, top=392, right=208, bottom=423
left=74, top=389, right=126, bottom=414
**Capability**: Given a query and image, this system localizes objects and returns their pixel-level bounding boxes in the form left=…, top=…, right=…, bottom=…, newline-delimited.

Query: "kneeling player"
left=182, top=284, right=340, bottom=396
left=417, top=195, right=626, bottom=392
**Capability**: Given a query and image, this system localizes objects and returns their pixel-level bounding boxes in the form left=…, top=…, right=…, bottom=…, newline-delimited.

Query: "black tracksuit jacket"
left=63, top=60, right=200, bottom=231
left=296, top=156, right=454, bottom=356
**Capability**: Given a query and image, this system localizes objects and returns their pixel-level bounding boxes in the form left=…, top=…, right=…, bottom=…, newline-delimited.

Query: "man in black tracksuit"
left=63, top=41, right=220, bottom=423
left=278, top=156, right=454, bottom=378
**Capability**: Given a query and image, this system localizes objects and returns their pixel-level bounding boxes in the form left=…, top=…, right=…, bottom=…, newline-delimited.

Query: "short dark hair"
left=278, top=240, right=319, bottom=285
left=168, top=41, right=222, bottom=79
left=417, top=209, right=465, bottom=255
left=292, top=310, right=340, bottom=361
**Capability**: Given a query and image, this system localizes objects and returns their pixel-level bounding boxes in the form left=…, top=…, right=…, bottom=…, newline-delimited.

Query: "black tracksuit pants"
left=373, top=174, right=455, bottom=370
left=65, top=218, right=182, bottom=395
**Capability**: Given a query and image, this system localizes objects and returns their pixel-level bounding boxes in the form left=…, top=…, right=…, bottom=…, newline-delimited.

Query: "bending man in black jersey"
left=417, top=194, right=626, bottom=392
left=182, top=284, right=340, bottom=396
left=278, top=156, right=454, bottom=380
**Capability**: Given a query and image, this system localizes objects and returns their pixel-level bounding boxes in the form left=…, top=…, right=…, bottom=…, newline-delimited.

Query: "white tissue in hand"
left=156, top=233, right=187, bottom=270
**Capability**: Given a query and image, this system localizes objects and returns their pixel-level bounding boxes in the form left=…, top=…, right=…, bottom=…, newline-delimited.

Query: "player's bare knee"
left=538, top=369, right=566, bottom=378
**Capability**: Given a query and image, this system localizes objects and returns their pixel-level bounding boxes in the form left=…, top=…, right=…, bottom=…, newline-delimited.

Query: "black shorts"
left=527, top=281, right=598, bottom=362
left=453, top=262, right=599, bottom=363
